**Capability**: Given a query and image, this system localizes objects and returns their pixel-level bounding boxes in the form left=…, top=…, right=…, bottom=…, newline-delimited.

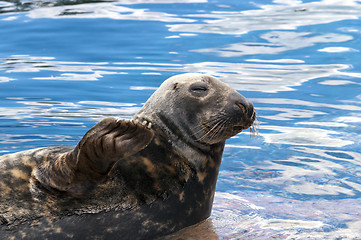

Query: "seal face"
left=0, top=73, right=256, bottom=239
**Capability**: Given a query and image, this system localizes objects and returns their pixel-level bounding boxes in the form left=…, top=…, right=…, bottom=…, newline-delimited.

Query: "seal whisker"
left=197, top=117, right=226, bottom=140
left=208, top=117, right=231, bottom=141
left=189, top=115, right=225, bottom=137
left=197, top=116, right=231, bottom=142
left=250, top=118, right=260, bottom=138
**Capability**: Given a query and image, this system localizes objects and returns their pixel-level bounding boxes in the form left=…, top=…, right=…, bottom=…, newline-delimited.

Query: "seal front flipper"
left=31, top=118, right=154, bottom=198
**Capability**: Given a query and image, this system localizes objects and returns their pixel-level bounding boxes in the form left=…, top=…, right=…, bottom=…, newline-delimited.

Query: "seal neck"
left=133, top=112, right=225, bottom=170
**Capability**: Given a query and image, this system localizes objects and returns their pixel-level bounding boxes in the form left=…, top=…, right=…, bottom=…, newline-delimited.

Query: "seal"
left=0, top=73, right=256, bottom=239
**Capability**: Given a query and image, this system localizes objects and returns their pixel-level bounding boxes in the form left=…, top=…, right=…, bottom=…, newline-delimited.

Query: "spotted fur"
left=0, top=73, right=256, bottom=239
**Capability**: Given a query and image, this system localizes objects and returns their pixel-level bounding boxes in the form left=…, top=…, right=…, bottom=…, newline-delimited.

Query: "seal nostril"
left=249, top=110, right=256, bottom=123
left=235, top=102, right=247, bottom=115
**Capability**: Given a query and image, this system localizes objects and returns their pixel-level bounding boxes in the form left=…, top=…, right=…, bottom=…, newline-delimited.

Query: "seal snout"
left=228, top=91, right=255, bottom=131
left=235, top=101, right=254, bottom=118
left=229, top=91, right=254, bottom=115
left=236, top=100, right=255, bottom=122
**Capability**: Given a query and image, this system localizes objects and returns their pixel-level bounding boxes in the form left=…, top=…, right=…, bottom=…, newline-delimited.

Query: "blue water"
left=1, top=0, right=361, bottom=239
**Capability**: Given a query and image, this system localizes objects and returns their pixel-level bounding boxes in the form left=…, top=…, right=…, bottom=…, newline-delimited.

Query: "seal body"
left=0, top=73, right=255, bottom=239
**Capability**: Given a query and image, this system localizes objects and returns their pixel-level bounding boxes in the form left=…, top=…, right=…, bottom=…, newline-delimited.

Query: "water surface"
left=1, top=0, right=361, bottom=239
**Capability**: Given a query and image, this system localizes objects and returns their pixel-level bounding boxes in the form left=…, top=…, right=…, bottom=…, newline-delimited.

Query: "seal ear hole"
left=173, top=83, right=178, bottom=90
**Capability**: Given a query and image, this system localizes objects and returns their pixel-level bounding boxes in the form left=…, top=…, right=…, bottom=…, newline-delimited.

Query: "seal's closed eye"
left=189, top=83, right=207, bottom=91
left=189, top=82, right=208, bottom=96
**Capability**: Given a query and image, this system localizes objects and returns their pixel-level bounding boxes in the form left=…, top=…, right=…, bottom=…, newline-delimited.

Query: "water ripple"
left=2, top=55, right=360, bottom=93
left=168, top=0, right=361, bottom=35
left=193, top=31, right=353, bottom=56
left=0, top=98, right=140, bottom=120
left=0, top=0, right=202, bottom=22
left=0, top=0, right=361, bottom=238
left=165, top=192, right=361, bottom=239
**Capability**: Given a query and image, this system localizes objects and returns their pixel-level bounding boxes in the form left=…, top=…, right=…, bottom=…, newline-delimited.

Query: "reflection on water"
left=182, top=61, right=360, bottom=92
left=193, top=31, right=354, bottom=56
left=0, top=0, right=206, bottom=15
left=209, top=192, right=361, bottom=239
left=168, top=0, right=361, bottom=35
left=163, top=191, right=361, bottom=239
left=0, top=98, right=140, bottom=120
left=2, top=55, right=360, bottom=92
left=1, top=0, right=361, bottom=239
left=261, top=125, right=353, bottom=147
left=1, top=0, right=202, bottom=22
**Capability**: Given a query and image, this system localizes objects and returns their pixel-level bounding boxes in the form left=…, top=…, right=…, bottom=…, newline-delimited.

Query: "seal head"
left=135, top=73, right=255, bottom=166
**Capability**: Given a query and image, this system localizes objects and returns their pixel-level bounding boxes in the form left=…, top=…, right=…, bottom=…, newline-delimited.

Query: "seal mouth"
left=233, top=109, right=257, bottom=131
left=232, top=125, right=244, bottom=131
left=232, top=122, right=253, bottom=133
left=195, top=109, right=258, bottom=144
